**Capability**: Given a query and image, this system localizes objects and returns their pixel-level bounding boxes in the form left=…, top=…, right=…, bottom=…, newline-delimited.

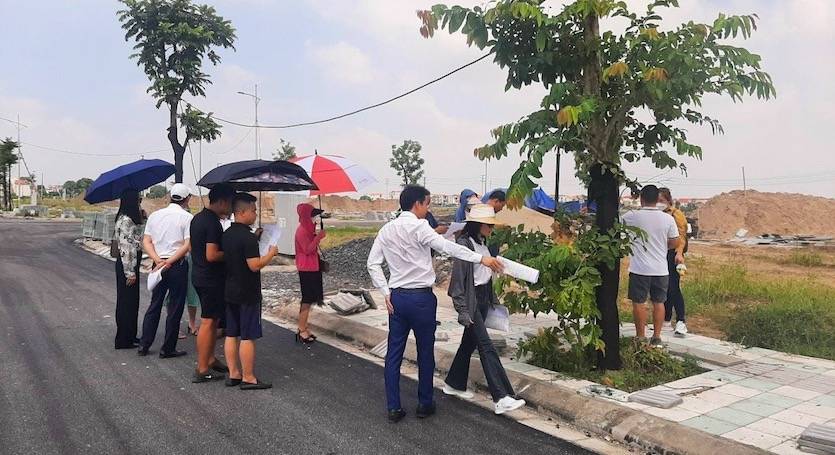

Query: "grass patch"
left=781, top=250, right=825, bottom=268
left=520, top=335, right=704, bottom=393
left=320, top=226, right=378, bottom=250
left=617, top=257, right=835, bottom=360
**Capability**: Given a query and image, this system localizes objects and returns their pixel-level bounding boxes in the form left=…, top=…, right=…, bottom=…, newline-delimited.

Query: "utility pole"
left=742, top=166, right=747, bottom=194
left=555, top=151, right=561, bottom=207
left=237, top=84, right=261, bottom=159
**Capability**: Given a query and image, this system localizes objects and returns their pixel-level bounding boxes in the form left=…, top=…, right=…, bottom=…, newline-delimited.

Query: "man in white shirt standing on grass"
left=367, top=185, right=503, bottom=423
left=621, top=185, right=680, bottom=348
left=138, top=183, right=194, bottom=358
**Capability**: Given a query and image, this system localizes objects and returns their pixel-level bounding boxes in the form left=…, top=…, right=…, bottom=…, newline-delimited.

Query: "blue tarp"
left=483, top=187, right=595, bottom=214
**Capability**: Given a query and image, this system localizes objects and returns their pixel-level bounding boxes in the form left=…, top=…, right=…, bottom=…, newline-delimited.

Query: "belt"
left=391, top=287, right=432, bottom=294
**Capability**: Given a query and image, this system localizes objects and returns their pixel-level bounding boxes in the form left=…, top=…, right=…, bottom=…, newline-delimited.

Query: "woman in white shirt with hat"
left=442, top=204, right=526, bottom=415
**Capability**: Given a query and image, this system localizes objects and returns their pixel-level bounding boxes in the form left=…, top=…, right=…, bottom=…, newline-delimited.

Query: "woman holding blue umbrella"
left=113, top=189, right=144, bottom=349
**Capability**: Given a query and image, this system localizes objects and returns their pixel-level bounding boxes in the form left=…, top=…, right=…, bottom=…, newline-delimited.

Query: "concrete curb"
left=272, top=304, right=769, bottom=455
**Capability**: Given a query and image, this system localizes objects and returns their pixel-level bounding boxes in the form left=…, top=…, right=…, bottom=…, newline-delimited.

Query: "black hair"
left=640, top=185, right=660, bottom=204
left=208, top=183, right=236, bottom=204
left=399, top=185, right=431, bottom=212
left=658, top=187, right=673, bottom=203
left=233, top=192, right=257, bottom=213
left=117, top=189, right=143, bottom=225
left=488, top=190, right=506, bottom=202
left=460, top=221, right=486, bottom=245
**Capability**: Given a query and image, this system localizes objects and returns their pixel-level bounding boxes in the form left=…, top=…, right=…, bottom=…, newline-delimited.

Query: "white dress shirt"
left=143, top=203, right=193, bottom=258
left=471, top=240, right=493, bottom=286
left=367, top=211, right=483, bottom=297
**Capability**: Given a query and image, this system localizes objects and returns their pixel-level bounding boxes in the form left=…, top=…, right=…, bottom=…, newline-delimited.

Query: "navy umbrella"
left=84, top=159, right=176, bottom=204
left=197, top=160, right=318, bottom=192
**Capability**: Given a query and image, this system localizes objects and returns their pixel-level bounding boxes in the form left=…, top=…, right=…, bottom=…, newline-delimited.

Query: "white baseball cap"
left=170, top=183, right=194, bottom=201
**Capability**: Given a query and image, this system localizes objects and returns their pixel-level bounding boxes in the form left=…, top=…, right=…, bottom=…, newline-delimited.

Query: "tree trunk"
left=589, top=163, right=622, bottom=370
left=167, top=102, right=185, bottom=183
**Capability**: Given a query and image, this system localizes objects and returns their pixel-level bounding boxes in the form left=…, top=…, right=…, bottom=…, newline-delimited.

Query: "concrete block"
left=628, top=389, right=683, bottom=409
left=798, top=423, right=835, bottom=454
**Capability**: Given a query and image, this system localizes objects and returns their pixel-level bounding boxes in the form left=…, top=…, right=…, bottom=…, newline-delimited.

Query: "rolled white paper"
left=497, top=256, right=540, bottom=284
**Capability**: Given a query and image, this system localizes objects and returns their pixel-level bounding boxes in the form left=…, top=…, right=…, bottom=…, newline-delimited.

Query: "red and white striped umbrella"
left=289, top=153, right=376, bottom=196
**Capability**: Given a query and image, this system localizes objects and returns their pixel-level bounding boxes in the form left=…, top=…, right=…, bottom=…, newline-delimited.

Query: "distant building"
left=430, top=193, right=458, bottom=206
left=14, top=178, right=33, bottom=198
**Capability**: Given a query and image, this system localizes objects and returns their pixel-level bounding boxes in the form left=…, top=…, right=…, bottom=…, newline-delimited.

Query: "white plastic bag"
left=484, top=304, right=511, bottom=332
left=147, top=268, right=162, bottom=292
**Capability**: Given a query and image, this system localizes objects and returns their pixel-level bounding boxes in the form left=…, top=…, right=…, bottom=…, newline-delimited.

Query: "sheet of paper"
left=147, top=268, right=162, bottom=292
left=258, top=223, right=282, bottom=256
left=497, top=256, right=540, bottom=284
left=442, top=222, right=466, bottom=240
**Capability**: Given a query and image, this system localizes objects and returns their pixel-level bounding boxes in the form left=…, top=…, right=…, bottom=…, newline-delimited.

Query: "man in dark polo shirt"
left=222, top=193, right=278, bottom=390
left=190, top=184, right=236, bottom=383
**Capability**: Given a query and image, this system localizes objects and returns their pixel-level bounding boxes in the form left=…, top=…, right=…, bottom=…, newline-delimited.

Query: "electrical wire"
left=21, top=142, right=169, bottom=158
left=191, top=53, right=493, bottom=130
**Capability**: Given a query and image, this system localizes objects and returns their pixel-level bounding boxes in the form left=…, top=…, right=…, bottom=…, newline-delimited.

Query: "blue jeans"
left=140, top=259, right=188, bottom=353
left=385, top=289, right=437, bottom=411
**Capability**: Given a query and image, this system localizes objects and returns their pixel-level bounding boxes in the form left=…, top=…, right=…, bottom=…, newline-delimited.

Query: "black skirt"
left=299, top=271, right=324, bottom=305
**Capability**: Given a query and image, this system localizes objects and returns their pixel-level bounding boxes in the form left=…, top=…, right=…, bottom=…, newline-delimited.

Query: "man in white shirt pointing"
left=367, top=185, right=503, bottom=423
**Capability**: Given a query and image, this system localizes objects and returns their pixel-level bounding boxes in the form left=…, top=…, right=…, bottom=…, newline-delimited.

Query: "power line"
left=21, top=142, right=168, bottom=157
left=191, top=53, right=493, bottom=130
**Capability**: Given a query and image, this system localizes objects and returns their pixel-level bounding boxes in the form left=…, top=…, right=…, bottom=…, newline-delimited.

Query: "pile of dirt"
left=696, top=190, right=835, bottom=239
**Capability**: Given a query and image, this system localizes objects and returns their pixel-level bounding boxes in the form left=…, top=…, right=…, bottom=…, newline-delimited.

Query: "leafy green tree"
left=118, top=0, right=235, bottom=182
left=75, top=178, right=94, bottom=195
left=62, top=180, right=78, bottom=198
left=0, top=138, right=20, bottom=210
left=389, top=140, right=425, bottom=187
left=420, top=0, right=774, bottom=369
left=273, top=139, right=297, bottom=161
left=147, top=185, right=168, bottom=199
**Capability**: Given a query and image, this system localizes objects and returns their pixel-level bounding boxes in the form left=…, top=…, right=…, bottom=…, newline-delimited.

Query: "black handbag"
left=319, top=253, right=330, bottom=273
left=110, top=238, right=120, bottom=259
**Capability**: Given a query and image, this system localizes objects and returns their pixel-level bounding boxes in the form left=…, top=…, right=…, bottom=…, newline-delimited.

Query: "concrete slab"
left=682, top=415, right=741, bottom=435
left=747, top=418, right=806, bottom=439
left=705, top=407, right=763, bottom=426
left=722, top=427, right=784, bottom=450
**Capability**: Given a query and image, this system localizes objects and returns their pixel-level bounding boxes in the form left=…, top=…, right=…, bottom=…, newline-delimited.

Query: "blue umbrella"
left=84, top=159, right=176, bottom=204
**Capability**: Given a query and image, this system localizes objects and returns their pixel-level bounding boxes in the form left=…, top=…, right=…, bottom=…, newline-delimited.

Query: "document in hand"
left=258, top=223, right=282, bottom=256
left=497, top=256, right=540, bottom=284
left=147, top=267, right=162, bottom=292
left=442, top=222, right=466, bottom=240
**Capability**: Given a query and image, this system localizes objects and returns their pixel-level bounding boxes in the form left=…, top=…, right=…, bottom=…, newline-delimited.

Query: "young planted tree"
left=273, top=139, right=297, bottom=161
left=420, top=0, right=774, bottom=369
left=390, top=140, right=425, bottom=187
left=118, top=0, right=235, bottom=182
left=0, top=138, right=20, bottom=210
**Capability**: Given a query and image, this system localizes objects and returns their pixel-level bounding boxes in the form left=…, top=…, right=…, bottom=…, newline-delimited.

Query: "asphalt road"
left=0, top=219, right=592, bottom=455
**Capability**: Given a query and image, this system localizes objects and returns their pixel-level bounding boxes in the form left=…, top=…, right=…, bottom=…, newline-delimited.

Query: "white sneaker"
left=495, top=396, right=526, bottom=415
left=443, top=383, right=474, bottom=399
left=674, top=321, right=688, bottom=337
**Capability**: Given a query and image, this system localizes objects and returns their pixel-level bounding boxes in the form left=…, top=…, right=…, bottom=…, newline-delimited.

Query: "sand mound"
left=696, top=190, right=835, bottom=239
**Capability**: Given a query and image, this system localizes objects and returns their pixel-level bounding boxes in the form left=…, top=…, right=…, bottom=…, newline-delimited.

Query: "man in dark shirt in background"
left=190, top=184, right=236, bottom=383
left=222, top=193, right=278, bottom=390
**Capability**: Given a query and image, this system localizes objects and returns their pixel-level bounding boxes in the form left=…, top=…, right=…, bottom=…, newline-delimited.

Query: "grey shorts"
left=628, top=273, right=669, bottom=304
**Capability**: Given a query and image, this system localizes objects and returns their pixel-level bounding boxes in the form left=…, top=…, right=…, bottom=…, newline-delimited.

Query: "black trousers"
left=115, top=256, right=141, bottom=348
left=445, top=286, right=514, bottom=402
left=140, top=259, right=188, bottom=353
left=664, top=250, right=686, bottom=322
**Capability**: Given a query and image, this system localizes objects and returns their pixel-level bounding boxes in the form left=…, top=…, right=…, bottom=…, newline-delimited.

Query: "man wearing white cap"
left=138, top=183, right=194, bottom=358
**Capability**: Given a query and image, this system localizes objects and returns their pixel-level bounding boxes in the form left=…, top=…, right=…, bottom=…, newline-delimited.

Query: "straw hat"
left=465, top=204, right=500, bottom=225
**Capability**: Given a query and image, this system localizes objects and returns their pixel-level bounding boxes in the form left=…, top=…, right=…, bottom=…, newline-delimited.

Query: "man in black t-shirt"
left=190, top=184, right=236, bottom=383
left=222, top=193, right=278, bottom=390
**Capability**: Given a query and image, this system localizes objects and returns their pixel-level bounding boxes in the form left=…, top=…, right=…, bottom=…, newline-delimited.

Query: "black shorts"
left=299, top=271, right=324, bottom=304
left=195, top=285, right=226, bottom=322
left=225, top=303, right=262, bottom=340
left=628, top=273, right=669, bottom=304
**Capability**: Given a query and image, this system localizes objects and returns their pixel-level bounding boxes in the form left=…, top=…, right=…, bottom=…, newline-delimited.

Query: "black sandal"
left=295, top=330, right=316, bottom=344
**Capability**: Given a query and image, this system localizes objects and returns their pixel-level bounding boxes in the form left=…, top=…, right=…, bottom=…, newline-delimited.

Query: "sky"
left=0, top=0, right=833, bottom=199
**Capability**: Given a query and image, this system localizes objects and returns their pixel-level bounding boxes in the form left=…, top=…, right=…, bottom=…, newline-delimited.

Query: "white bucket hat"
left=465, top=204, right=500, bottom=225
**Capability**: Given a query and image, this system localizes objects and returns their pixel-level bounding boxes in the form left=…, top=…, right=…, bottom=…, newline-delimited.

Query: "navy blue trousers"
left=140, top=259, right=188, bottom=353
left=385, top=289, right=437, bottom=411
left=664, top=250, right=686, bottom=322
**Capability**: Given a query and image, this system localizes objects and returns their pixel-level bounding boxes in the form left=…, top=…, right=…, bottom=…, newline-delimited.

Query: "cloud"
left=308, top=41, right=378, bottom=85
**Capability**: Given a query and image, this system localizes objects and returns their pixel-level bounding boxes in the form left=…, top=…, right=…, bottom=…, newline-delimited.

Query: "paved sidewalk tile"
left=810, top=394, right=835, bottom=408
left=700, top=370, right=747, bottom=383
left=735, top=377, right=782, bottom=392
left=714, top=383, right=762, bottom=398
left=749, top=392, right=802, bottom=409
left=789, top=403, right=835, bottom=420
left=793, top=377, right=835, bottom=394
left=705, top=407, right=762, bottom=426
left=643, top=406, right=700, bottom=422
left=722, top=427, right=784, bottom=450
left=746, top=418, right=806, bottom=439
left=681, top=415, right=740, bottom=435
left=771, top=409, right=831, bottom=427
left=729, top=398, right=788, bottom=417
left=771, top=385, right=823, bottom=401
left=770, top=441, right=812, bottom=455
left=678, top=396, right=728, bottom=414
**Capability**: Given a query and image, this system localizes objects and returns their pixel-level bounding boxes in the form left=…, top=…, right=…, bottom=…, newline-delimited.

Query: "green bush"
left=519, top=335, right=704, bottom=392
left=782, top=250, right=825, bottom=268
